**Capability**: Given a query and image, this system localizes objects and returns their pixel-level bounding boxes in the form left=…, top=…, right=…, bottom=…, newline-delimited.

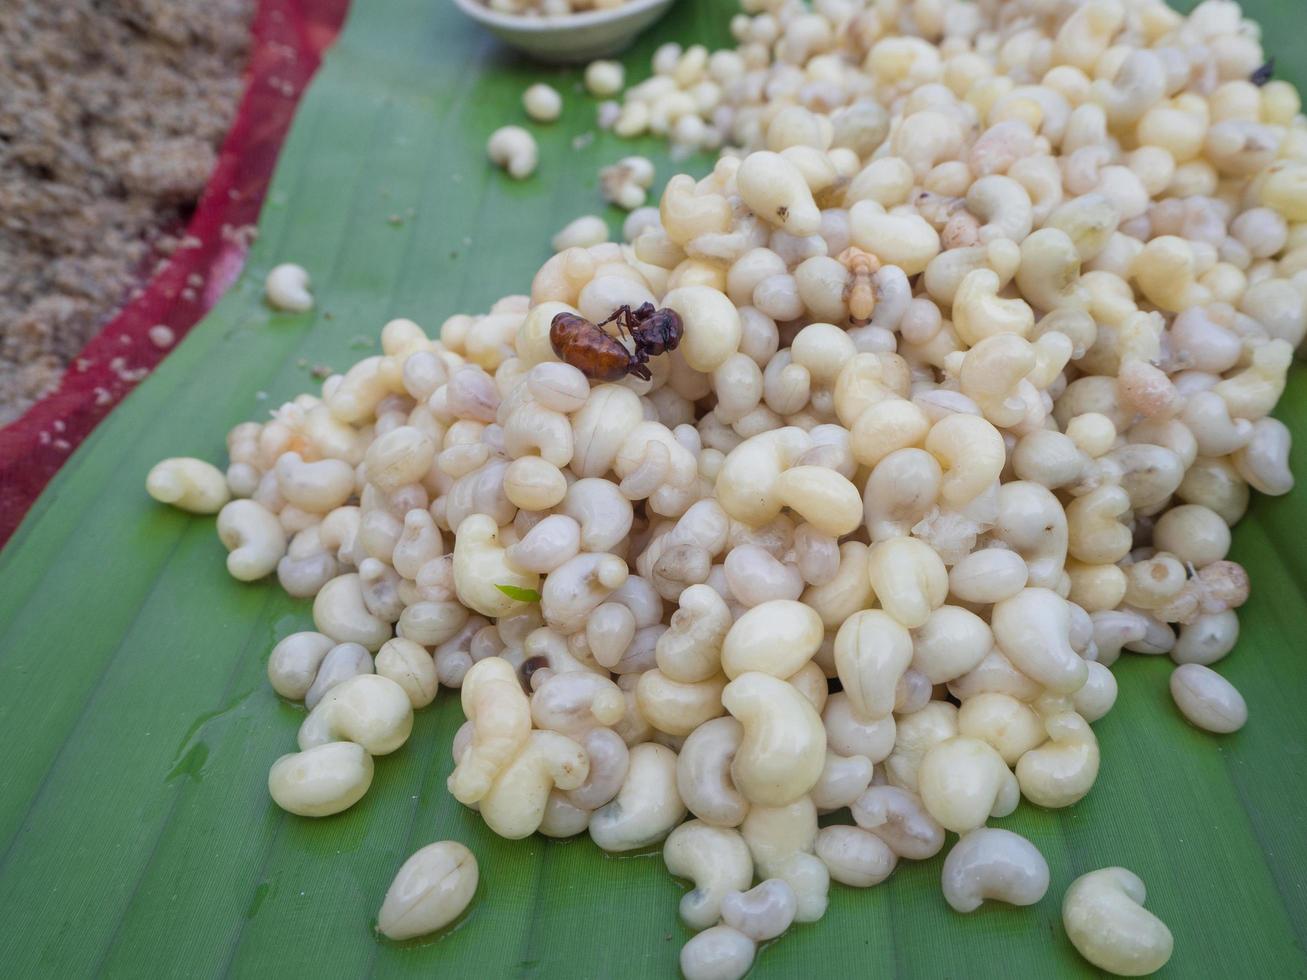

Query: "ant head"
left=653, top=308, right=683, bottom=349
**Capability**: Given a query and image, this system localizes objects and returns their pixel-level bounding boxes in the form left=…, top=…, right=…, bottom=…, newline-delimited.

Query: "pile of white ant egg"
left=147, top=0, right=1307, bottom=974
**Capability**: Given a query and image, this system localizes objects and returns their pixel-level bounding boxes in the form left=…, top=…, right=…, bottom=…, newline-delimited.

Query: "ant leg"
left=624, top=310, right=645, bottom=343
left=598, top=305, right=635, bottom=340
left=597, top=305, right=631, bottom=326
left=627, top=346, right=652, bottom=381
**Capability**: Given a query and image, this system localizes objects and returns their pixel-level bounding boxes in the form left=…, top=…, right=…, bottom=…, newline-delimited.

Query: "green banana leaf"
left=2, top=0, right=1307, bottom=975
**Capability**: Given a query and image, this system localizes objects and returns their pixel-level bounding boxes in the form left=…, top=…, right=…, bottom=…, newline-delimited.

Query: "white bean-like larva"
left=1073, top=661, right=1119, bottom=723
left=539, top=791, right=591, bottom=838
left=531, top=670, right=625, bottom=739
left=723, top=544, right=803, bottom=605
left=1062, top=868, right=1173, bottom=976
left=376, top=637, right=438, bottom=708
left=991, top=588, right=1087, bottom=695
left=917, top=736, right=1019, bottom=833
left=304, top=642, right=374, bottom=710
left=585, top=60, right=625, bottom=97
left=679, top=925, right=756, bottom=980
left=1172, top=611, right=1239, bottom=666
left=1015, top=711, right=1100, bottom=808
left=313, top=573, right=394, bottom=650
left=565, top=727, right=629, bottom=810
left=810, top=749, right=873, bottom=811
left=941, top=828, right=1050, bottom=913
left=590, top=742, right=686, bottom=851
left=146, top=457, right=231, bottom=513
left=720, top=878, right=796, bottom=941
left=721, top=599, right=822, bottom=679
left=850, top=785, right=945, bottom=861
left=663, top=820, right=753, bottom=930
left=814, top=825, right=897, bottom=887
left=586, top=602, right=637, bottom=670
left=268, top=741, right=373, bottom=817
left=552, top=215, right=608, bottom=252
left=523, top=83, right=562, bottom=123
left=376, top=841, right=479, bottom=940
left=677, top=716, right=749, bottom=827
left=723, top=671, right=826, bottom=806
left=956, top=693, right=1045, bottom=765
left=947, top=548, right=1029, bottom=604
left=822, top=693, right=896, bottom=763
left=298, top=674, right=413, bottom=755
left=911, top=605, right=993, bottom=684
left=217, top=499, right=287, bottom=582
left=267, top=631, right=336, bottom=701
left=265, top=262, right=313, bottom=312
left=505, top=514, right=582, bottom=574
left=1169, top=664, right=1248, bottom=733
left=478, top=729, right=588, bottom=839
left=487, top=126, right=538, bottom=180
left=882, top=701, right=957, bottom=792
left=835, top=609, right=913, bottom=719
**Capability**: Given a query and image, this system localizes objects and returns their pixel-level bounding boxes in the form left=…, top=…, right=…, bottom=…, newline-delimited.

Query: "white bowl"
left=453, top=0, right=676, bottom=63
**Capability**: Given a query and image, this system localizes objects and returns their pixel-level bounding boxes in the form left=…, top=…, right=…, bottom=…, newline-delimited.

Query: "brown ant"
left=550, top=302, right=684, bottom=382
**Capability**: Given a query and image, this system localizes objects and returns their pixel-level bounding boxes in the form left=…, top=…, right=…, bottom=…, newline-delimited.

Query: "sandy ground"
left=0, top=0, right=254, bottom=425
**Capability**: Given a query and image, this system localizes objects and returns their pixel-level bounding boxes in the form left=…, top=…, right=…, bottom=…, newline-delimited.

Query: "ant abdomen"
left=549, top=312, right=635, bottom=382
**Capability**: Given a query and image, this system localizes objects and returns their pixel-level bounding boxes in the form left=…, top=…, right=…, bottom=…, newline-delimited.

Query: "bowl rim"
left=451, top=0, right=673, bottom=33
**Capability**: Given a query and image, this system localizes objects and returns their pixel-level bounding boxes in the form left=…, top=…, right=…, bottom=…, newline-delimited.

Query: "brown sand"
left=0, top=0, right=254, bottom=424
